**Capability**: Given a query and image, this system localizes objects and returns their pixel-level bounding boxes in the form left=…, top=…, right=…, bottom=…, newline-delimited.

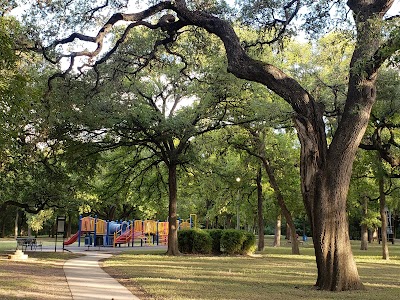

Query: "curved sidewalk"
left=64, top=252, right=140, bottom=300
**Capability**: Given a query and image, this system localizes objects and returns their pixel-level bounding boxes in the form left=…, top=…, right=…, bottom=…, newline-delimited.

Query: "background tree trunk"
left=167, top=163, right=180, bottom=255
left=274, top=213, right=281, bottom=247
left=256, top=167, right=265, bottom=251
left=67, top=214, right=72, bottom=238
left=379, top=174, right=389, bottom=260
left=262, top=158, right=299, bottom=254
left=360, top=197, right=368, bottom=250
left=14, top=210, right=19, bottom=239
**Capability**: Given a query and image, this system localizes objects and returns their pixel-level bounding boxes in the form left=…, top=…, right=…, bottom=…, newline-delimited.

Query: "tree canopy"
left=4, top=0, right=400, bottom=292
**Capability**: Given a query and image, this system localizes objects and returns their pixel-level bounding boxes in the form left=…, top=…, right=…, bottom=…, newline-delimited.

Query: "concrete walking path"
left=64, top=252, right=140, bottom=300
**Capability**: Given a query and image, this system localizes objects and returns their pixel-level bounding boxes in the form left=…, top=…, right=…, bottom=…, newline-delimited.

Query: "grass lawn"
left=103, top=238, right=400, bottom=300
left=0, top=238, right=80, bottom=300
left=1, top=236, right=400, bottom=300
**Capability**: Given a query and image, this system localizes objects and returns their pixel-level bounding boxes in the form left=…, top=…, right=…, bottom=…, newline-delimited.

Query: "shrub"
left=208, top=229, right=223, bottom=254
left=220, top=229, right=246, bottom=255
left=178, top=229, right=195, bottom=253
left=193, top=230, right=212, bottom=254
left=241, top=231, right=256, bottom=255
left=178, top=229, right=212, bottom=254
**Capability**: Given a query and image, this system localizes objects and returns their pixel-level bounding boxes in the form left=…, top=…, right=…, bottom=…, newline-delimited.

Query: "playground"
left=62, top=215, right=196, bottom=248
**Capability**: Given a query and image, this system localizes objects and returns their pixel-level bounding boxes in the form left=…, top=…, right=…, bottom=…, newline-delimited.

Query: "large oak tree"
left=22, top=0, right=400, bottom=291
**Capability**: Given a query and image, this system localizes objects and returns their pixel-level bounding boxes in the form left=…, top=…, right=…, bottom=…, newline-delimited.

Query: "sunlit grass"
left=104, top=237, right=400, bottom=300
left=0, top=249, right=80, bottom=300
left=2, top=236, right=400, bottom=299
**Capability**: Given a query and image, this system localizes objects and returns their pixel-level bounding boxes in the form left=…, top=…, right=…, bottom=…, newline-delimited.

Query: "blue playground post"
left=156, top=221, right=159, bottom=246
left=106, top=220, right=110, bottom=246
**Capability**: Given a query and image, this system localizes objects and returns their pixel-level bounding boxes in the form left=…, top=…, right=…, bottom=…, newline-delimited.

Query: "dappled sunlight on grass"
left=104, top=238, right=400, bottom=300
left=0, top=250, right=79, bottom=300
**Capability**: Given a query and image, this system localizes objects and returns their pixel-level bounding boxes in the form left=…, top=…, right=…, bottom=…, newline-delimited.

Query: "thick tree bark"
left=360, top=197, right=368, bottom=250
left=379, top=174, right=389, bottom=260
left=274, top=213, right=281, bottom=247
left=256, top=167, right=265, bottom=251
left=167, top=163, right=180, bottom=255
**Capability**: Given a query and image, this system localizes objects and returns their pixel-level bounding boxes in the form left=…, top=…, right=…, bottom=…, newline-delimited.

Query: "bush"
left=178, top=229, right=195, bottom=253
left=208, top=229, right=223, bottom=254
left=220, top=229, right=246, bottom=255
left=241, top=231, right=256, bottom=255
left=179, top=229, right=255, bottom=256
left=220, top=230, right=256, bottom=255
left=178, top=229, right=212, bottom=254
left=193, top=230, right=212, bottom=254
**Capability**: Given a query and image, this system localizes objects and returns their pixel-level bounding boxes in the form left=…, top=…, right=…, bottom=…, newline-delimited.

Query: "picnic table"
left=16, top=237, right=42, bottom=251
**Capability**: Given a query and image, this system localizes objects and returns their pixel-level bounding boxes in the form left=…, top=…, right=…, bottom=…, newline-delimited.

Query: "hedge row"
left=177, top=228, right=256, bottom=255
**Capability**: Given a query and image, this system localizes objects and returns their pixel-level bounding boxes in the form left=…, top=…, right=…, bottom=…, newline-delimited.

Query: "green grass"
left=2, top=236, right=400, bottom=299
left=104, top=237, right=400, bottom=300
left=0, top=238, right=80, bottom=300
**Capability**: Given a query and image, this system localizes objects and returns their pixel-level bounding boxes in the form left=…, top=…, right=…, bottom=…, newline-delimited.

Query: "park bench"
left=16, top=237, right=42, bottom=251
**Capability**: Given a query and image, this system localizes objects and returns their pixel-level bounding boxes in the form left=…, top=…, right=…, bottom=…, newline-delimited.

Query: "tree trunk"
left=14, top=210, right=19, bottom=238
left=360, top=197, right=368, bottom=250
left=274, top=213, right=281, bottom=247
left=256, top=167, right=265, bottom=251
left=261, top=158, right=299, bottom=255
left=67, top=214, right=72, bottom=238
left=166, top=163, right=180, bottom=255
left=379, top=174, right=389, bottom=260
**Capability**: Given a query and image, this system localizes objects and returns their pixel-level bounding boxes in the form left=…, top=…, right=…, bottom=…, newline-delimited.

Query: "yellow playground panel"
left=158, top=221, right=169, bottom=235
left=157, top=221, right=169, bottom=245
left=180, top=214, right=197, bottom=230
left=134, top=220, right=158, bottom=235
left=80, top=216, right=106, bottom=234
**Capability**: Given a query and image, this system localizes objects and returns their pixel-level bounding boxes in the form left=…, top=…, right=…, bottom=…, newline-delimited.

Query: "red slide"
left=114, top=230, right=132, bottom=244
left=63, top=231, right=80, bottom=245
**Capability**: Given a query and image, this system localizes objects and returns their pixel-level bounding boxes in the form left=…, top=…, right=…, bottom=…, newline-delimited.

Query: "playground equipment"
left=63, top=215, right=196, bottom=248
left=179, top=214, right=197, bottom=230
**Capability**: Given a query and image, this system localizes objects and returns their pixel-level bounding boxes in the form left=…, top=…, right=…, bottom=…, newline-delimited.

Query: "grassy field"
left=103, top=239, right=400, bottom=300
left=0, top=238, right=79, bottom=300
left=1, top=237, right=400, bottom=299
